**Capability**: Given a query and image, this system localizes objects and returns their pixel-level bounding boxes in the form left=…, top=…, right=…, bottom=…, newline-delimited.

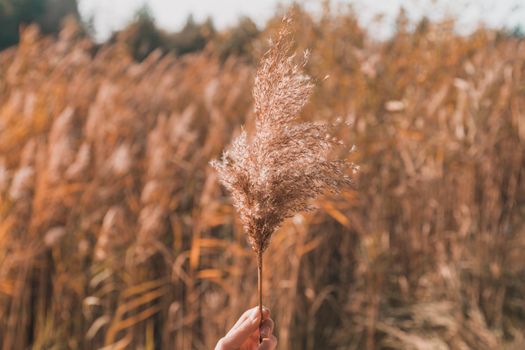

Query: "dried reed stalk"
left=210, top=17, right=355, bottom=342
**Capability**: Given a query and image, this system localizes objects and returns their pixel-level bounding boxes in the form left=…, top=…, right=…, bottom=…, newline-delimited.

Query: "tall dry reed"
left=210, top=17, right=355, bottom=341
left=0, top=7, right=524, bottom=350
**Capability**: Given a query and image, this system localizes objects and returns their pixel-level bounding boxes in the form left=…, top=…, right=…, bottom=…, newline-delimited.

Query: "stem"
left=257, top=251, right=263, bottom=344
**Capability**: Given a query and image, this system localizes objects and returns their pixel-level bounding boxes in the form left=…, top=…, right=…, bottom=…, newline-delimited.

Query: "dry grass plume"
left=211, top=18, right=356, bottom=339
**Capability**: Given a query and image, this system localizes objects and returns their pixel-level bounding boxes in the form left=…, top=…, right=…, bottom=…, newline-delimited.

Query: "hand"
left=215, top=306, right=277, bottom=350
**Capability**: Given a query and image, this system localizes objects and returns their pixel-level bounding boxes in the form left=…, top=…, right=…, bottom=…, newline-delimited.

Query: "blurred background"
left=0, top=0, right=524, bottom=349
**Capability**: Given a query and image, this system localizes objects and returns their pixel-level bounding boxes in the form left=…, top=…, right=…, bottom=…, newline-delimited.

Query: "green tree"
left=0, top=0, right=79, bottom=50
left=166, top=15, right=216, bottom=55
left=117, top=5, right=165, bottom=61
left=215, top=16, right=259, bottom=61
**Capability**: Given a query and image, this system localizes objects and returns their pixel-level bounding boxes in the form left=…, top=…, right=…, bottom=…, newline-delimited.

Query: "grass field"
left=0, top=7, right=524, bottom=349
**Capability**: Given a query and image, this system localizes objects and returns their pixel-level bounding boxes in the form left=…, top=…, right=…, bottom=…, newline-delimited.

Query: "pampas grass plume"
left=210, top=16, right=356, bottom=341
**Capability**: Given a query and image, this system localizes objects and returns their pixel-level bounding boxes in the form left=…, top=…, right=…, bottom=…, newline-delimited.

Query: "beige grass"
left=210, top=17, right=356, bottom=341
left=0, top=7, right=524, bottom=350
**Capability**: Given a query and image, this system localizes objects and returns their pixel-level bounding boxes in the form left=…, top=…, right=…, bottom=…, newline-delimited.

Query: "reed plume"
left=210, top=17, right=355, bottom=341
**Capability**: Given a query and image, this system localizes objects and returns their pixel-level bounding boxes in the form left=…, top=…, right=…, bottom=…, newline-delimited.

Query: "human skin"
left=215, top=306, right=277, bottom=350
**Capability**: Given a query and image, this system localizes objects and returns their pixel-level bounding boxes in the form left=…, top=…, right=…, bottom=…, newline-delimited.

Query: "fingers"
left=230, top=307, right=256, bottom=330
left=259, top=318, right=274, bottom=339
left=232, top=306, right=270, bottom=331
left=258, top=335, right=278, bottom=350
left=220, top=307, right=270, bottom=349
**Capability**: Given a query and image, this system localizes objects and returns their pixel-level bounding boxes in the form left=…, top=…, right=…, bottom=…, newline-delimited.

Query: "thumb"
left=258, top=335, right=277, bottom=350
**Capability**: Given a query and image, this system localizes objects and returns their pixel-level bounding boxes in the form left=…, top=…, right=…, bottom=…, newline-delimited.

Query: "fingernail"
left=260, top=325, right=270, bottom=338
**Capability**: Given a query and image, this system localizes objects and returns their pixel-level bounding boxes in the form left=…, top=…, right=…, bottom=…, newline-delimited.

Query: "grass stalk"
left=258, top=251, right=263, bottom=344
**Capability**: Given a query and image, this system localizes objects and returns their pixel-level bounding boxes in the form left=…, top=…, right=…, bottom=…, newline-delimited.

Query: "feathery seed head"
left=211, top=17, right=356, bottom=254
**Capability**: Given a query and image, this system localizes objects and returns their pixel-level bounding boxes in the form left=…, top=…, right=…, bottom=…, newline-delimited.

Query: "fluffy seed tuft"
left=211, top=18, right=355, bottom=254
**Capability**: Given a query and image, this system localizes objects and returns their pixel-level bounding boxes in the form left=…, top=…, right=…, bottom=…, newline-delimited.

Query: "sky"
left=78, top=0, right=525, bottom=41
